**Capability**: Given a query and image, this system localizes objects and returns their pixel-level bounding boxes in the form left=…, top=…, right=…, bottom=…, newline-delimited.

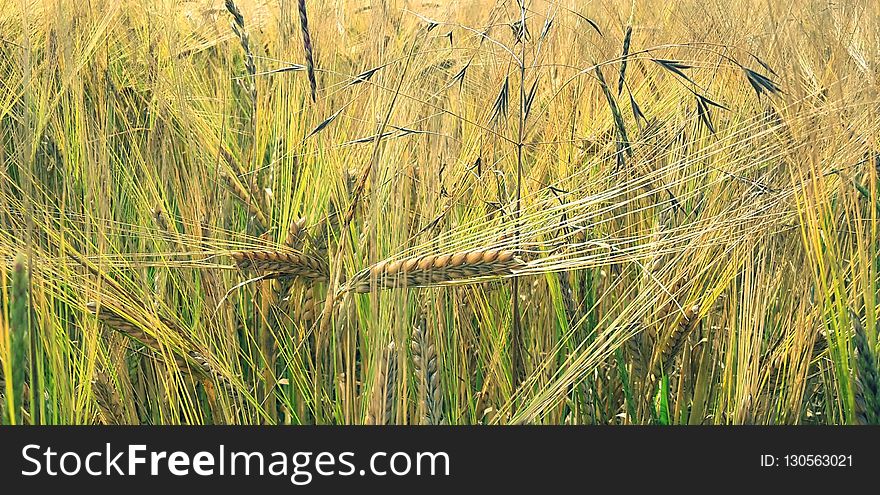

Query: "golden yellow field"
left=0, top=0, right=878, bottom=424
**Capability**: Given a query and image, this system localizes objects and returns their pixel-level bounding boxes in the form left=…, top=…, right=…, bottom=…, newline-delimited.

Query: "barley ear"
left=87, top=302, right=235, bottom=399
left=412, top=312, right=444, bottom=425
left=92, top=371, right=126, bottom=425
left=851, top=310, right=879, bottom=425
left=10, top=254, right=29, bottom=425
left=347, top=249, right=525, bottom=292
left=649, top=304, right=700, bottom=376
left=366, top=342, right=397, bottom=425
left=220, top=170, right=269, bottom=231
left=232, top=250, right=329, bottom=282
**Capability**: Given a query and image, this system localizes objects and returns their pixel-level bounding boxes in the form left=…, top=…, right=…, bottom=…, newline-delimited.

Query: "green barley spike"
left=657, top=374, right=670, bottom=425
left=10, top=254, right=29, bottom=425
left=614, top=348, right=637, bottom=423
left=851, top=311, right=879, bottom=425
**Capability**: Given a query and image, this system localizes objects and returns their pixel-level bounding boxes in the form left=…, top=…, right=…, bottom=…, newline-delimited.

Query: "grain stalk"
left=220, top=148, right=269, bottom=222
left=511, top=0, right=527, bottom=389
left=316, top=35, right=421, bottom=422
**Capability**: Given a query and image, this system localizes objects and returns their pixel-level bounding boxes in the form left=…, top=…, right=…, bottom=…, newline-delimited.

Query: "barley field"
left=0, top=0, right=878, bottom=425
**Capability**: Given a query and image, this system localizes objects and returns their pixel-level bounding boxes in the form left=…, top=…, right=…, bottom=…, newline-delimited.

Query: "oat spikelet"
left=617, top=23, right=633, bottom=95
left=232, top=250, right=329, bottom=282
left=366, top=342, right=397, bottom=425
left=412, top=312, right=444, bottom=425
left=298, top=0, right=317, bottom=101
left=347, top=249, right=524, bottom=292
left=851, top=310, right=879, bottom=425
